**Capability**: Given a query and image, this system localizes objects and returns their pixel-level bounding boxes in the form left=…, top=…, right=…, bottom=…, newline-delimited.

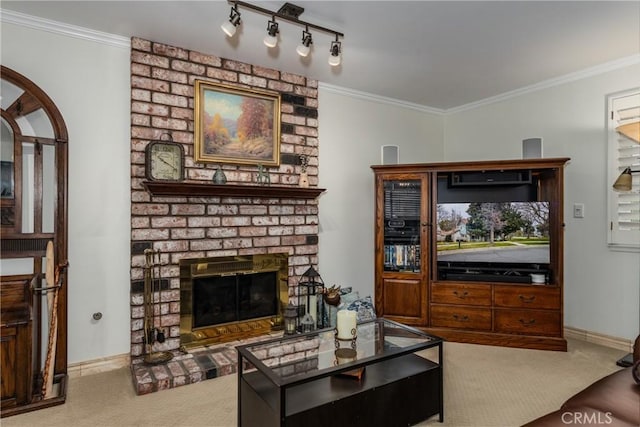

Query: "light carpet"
left=3, top=338, right=626, bottom=427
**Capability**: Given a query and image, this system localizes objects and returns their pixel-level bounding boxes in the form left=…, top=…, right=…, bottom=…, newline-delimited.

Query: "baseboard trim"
left=68, top=353, right=130, bottom=378
left=564, top=327, right=633, bottom=352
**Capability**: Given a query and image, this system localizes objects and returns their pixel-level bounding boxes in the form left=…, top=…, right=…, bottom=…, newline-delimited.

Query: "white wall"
left=444, top=64, right=640, bottom=341
left=317, top=87, right=444, bottom=297
left=1, top=22, right=132, bottom=363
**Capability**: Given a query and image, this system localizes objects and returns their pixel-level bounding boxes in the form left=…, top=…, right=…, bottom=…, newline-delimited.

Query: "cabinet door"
left=1, top=326, right=19, bottom=407
left=1, top=323, right=31, bottom=409
left=375, top=175, right=429, bottom=325
left=382, top=278, right=423, bottom=324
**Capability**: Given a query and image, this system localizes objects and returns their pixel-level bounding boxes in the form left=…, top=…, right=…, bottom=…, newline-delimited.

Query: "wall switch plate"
left=573, top=203, right=585, bottom=218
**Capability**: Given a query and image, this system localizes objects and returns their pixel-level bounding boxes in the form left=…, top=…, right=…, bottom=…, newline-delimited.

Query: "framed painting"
left=194, top=80, right=281, bottom=167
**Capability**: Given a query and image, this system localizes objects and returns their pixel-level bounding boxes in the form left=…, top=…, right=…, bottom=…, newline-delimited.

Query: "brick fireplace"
left=129, top=36, right=322, bottom=381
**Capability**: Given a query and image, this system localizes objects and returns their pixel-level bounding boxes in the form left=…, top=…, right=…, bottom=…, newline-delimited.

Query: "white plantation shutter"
left=607, top=89, right=640, bottom=248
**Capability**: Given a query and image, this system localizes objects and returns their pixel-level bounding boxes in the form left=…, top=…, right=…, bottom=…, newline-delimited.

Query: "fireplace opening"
left=193, top=272, right=278, bottom=329
left=179, top=253, right=289, bottom=348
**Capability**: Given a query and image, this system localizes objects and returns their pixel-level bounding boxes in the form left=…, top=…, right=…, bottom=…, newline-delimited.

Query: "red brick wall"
left=129, top=37, right=320, bottom=356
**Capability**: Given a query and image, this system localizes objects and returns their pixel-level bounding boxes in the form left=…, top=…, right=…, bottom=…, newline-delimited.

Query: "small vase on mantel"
left=212, top=166, right=227, bottom=184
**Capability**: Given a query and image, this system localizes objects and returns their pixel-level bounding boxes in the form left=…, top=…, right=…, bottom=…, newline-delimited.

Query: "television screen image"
left=436, top=201, right=550, bottom=282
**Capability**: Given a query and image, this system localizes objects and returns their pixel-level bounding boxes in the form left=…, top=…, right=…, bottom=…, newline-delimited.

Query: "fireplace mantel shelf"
left=142, top=181, right=326, bottom=199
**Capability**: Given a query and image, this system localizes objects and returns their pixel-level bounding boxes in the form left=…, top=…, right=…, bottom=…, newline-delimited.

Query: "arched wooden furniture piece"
left=1, top=65, right=69, bottom=417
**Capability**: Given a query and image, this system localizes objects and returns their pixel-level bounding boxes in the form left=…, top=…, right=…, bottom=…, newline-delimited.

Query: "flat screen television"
left=436, top=201, right=551, bottom=283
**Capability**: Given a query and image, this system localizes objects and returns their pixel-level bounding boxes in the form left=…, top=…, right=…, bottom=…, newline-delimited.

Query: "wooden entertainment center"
left=372, top=158, right=570, bottom=351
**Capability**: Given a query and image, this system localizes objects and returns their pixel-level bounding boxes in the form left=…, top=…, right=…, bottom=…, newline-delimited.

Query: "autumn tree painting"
left=195, top=81, right=280, bottom=166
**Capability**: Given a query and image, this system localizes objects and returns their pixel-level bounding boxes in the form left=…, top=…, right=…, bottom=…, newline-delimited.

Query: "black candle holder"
left=334, top=328, right=357, bottom=349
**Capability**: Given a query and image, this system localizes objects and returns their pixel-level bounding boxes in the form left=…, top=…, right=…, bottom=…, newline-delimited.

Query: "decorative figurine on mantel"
left=256, top=164, right=271, bottom=186
left=299, top=154, right=309, bottom=188
left=212, top=165, right=227, bottom=184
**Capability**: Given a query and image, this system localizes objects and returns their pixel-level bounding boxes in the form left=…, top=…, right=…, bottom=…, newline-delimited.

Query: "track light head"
left=613, top=167, right=636, bottom=192
left=221, top=4, right=241, bottom=37
left=263, top=18, right=279, bottom=48
left=328, top=40, right=341, bottom=66
left=296, top=30, right=313, bottom=57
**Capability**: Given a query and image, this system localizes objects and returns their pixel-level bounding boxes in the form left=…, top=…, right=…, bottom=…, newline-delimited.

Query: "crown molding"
left=319, top=82, right=445, bottom=115
left=0, top=9, right=130, bottom=49
left=320, top=54, right=640, bottom=116
left=447, top=54, right=640, bottom=114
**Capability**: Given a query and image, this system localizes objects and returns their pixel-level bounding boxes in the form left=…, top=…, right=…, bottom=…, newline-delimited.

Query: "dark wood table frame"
left=237, top=318, right=444, bottom=427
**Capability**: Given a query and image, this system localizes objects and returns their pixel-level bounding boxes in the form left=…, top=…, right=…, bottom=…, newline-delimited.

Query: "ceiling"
left=2, top=1, right=639, bottom=110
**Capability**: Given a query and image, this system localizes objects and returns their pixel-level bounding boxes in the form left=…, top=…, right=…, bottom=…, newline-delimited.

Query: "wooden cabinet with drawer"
left=494, top=309, right=561, bottom=336
left=431, top=305, right=492, bottom=331
left=494, top=285, right=560, bottom=310
left=373, top=158, right=569, bottom=351
left=431, top=282, right=491, bottom=306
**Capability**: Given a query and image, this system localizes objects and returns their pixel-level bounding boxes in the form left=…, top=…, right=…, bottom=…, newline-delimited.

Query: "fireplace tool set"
left=143, top=249, right=173, bottom=365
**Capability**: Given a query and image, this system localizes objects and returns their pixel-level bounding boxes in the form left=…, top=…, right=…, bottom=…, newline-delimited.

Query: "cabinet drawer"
left=494, top=285, right=560, bottom=309
left=494, top=309, right=561, bottom=336
left=431, top=283, right=491, bottom=306
left=0, top=275, right=33, bottom=324
left=431, top=305, right=491, bottom=331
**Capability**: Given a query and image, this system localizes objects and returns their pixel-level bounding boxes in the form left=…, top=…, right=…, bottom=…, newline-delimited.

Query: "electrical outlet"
left=573, top=203, right=585, bottom=218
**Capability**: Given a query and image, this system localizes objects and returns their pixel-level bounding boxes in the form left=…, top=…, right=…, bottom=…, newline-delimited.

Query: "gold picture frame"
left=194, top=80, right=281, bottom=167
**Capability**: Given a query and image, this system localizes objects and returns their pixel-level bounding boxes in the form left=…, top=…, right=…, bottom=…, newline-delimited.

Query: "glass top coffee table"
left=237, top=318, right=443, bottom=427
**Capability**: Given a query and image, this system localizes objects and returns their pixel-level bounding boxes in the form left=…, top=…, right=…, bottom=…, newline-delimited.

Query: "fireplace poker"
left=143, top=249, right=173, bottom=365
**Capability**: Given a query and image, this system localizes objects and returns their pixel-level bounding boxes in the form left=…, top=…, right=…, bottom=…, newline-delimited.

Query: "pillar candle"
left=336, top=310, right=357, bottom=340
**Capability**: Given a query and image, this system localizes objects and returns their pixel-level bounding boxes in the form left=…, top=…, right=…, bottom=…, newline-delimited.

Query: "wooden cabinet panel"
left=1, top=275, right=34, bottom=411
left=1, top=322, right=32, bottom=409
left=431, top=305, right=492, bottom=331
left=1, top=327, right=18, bottom=405
left=383, top=278, right=423, bottom=319
left=431, top=283, right=491, bottom=306
left=494, top=285, right=560, bottom=310
left=494, top=309, right=561, bottom=336
left=1, top=275, right=32, bottom=325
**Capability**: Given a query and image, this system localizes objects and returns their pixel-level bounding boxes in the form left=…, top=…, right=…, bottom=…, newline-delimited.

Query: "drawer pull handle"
left=519, top=295, right=536, bottom=303
left=453, top=290, right=469, bottom=299
left=519, top=318, right=536, bottom=326
left=452, top=314, right=470, bottom=322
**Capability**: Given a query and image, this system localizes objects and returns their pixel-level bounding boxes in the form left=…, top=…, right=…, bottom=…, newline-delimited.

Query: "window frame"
left=606, top=88, right=640, bottom=251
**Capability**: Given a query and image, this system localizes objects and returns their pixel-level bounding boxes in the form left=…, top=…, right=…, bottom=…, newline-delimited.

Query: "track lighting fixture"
left=296, top=29, right=312, bottom=57
left=221, top=1, right=344, bottom=66
left=221, top=4, right=241, bottom=37
left=263, top=18, right=279, bottom=48
left=328, top=39, right=341, bottom=66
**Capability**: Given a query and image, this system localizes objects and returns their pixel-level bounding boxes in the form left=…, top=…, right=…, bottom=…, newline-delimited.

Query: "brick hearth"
left=131, top=332, right=283, bottom=395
